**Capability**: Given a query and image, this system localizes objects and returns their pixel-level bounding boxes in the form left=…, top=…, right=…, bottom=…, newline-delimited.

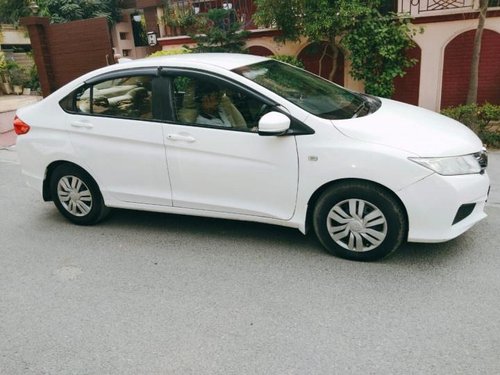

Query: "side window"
left=75, top=86, right=92, bottom=113
left=172, top=75, right=271, bottom=132
left=61, top=75, right=155, bottom=120
left=92, top=76, right=153, bottom=119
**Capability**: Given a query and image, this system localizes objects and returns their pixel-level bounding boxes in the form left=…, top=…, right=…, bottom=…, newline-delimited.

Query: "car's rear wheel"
left=313, top=182, right=407, bottom=261
left=50, top=164, right=109, bottom=225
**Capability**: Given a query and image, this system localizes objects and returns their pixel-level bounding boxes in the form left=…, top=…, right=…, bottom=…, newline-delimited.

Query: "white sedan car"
left=15, top=53, right=489, bottom=261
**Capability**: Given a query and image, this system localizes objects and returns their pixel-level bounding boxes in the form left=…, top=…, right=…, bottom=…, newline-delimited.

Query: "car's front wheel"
left=50, top=164, right=109, bottom=225
left=313, top=182, right=407, bottom=261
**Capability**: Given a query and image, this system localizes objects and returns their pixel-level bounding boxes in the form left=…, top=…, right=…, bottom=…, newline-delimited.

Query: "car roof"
left=52, top=53, right=271, bottom=97
left=113, top=53, right=269, bottom=72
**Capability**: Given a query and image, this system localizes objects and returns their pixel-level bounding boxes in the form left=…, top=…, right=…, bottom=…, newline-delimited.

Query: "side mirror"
left=258, top=111, right=291, bottom=136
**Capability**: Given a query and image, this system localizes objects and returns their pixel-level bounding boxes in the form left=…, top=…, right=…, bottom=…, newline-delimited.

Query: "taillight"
left=13, top=115, right=30, bottom=135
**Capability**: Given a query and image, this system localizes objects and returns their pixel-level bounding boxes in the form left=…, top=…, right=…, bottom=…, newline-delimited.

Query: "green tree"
left=253, top=0, right=418, bottom=97
left=0, top=0, right=123, bottom=25
left=0, top=0, right=31, bottom=25
left=342, top=8, right=418, bottom=97
left=38, top=0, right=123, bottom=24
left=189, top=8, right=250, bottom=53
left=270, top=55, right=305, bottom=68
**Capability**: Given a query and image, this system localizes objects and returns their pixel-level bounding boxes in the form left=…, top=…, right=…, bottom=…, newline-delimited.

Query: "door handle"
left=166, top=134, right=196, bottom=143
left=71, top=121, right=94, bottom=129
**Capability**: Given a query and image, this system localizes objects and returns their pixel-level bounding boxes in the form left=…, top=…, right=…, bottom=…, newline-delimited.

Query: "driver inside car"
left=194, top=81, right=247, bottom=129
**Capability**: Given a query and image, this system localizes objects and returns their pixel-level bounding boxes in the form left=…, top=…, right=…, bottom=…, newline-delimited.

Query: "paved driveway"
left=0, top=96, right=42, bottom=148
left=1, top=149, right=499, bottom=374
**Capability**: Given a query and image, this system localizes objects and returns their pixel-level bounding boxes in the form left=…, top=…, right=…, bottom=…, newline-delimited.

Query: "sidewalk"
left=0, top=94, right=42, bottom=149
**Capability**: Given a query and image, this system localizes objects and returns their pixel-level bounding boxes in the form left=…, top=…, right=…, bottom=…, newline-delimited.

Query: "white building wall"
left=0, top=25, right=31, bottom=45
left=110, top=11, right=149, bottom=60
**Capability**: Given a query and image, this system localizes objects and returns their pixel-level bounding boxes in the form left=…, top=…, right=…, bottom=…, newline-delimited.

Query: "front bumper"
left=398, top=171, right=490, bottom=243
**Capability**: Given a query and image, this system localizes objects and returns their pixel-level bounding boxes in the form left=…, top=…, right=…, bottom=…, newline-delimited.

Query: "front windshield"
left=233, top=60, right=365, bottom=120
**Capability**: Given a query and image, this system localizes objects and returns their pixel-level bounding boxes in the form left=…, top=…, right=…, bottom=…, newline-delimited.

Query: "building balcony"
left=397, top=0, right=500, bottom=18
left=157, top=0, right=500, bottom=41
left=162, top=0, right=257, bottom=37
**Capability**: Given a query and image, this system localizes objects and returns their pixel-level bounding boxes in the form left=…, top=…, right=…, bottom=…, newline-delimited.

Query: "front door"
left=162, top=73, right=298, bottom=220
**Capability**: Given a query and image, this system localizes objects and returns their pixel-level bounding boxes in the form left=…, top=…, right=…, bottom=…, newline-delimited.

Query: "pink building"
left=114, top=0, right=500, bottom=111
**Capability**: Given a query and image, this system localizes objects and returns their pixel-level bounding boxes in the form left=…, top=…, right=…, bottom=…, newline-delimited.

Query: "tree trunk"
left=328, top=41, right=339, bottom=82
left=466, top=0, right=489, bottom=104
left=318, top=39, right=338, bottom=82
left=318, top=42, right=328, bottom=78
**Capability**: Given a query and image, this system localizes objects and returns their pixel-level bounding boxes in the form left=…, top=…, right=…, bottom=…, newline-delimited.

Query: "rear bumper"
left=398, top=172, right=490, bottom=243
left=16, top=137, right=46, bottom=198
left=21, top=169, right=44, bottom=195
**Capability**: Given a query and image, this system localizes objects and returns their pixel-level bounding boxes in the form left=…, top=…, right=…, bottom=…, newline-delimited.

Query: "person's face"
left=201, top=92, right=220, bottom=113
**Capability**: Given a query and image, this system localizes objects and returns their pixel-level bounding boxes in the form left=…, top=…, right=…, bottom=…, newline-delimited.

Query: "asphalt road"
left=1, top=149, right=500, bottom=375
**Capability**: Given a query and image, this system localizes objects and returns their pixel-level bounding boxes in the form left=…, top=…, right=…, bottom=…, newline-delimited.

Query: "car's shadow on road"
left=387, top=238, right=469, bottom=265
left=90, top=208, right=325, bottom=257
left=41, top=206, right=480, bottom=265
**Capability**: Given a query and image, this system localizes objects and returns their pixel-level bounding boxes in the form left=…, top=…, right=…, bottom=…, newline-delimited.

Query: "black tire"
left=312, top=181, right=407, bottom=261
left=50, top=164, right=110, bottom=225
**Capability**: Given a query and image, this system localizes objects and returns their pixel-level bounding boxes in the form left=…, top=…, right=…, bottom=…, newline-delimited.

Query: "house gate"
left=20, top=16, right=114, bottom=97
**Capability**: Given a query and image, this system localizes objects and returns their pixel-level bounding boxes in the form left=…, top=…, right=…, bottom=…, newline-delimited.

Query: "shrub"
left=441, top=103, right=500, bottom=148
left=29, top=64, right=41, bottom=92
left=0, top=55, right=19, bottom=81
left=188, top=8, right=250, bottom=53
left=9, top=65, right=28, bottom=86
left=269, top=55, right=305, bottom=68
left=148, top=48, right=191, bottom=58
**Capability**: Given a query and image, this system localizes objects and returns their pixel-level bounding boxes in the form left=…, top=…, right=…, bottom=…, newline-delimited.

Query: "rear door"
left=63, top=70, right=172, bottom=206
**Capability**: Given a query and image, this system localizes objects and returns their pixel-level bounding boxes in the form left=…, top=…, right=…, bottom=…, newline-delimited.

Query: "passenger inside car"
left=77, top=76, right=153, bottom=119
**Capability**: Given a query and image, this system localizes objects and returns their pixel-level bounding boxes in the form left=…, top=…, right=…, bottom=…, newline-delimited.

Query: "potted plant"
left=162, top=3, right=198, bottom=36
left=161, top=3, right=177, bottom=36
left=28, top=64, right=41, bottom=95
left=0, top=53, right=14, bottom=94
left=9, top=65, right=26, bottom=95
left=177, top=6, right=197, bottom=34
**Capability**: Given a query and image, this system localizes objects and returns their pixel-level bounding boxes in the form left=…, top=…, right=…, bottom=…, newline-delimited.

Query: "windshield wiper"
left=351, top=100, right=371, bottom=119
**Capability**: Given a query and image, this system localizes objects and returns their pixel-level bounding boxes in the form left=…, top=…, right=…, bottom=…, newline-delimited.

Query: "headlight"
left=409, top=154, right=483, bottom=176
